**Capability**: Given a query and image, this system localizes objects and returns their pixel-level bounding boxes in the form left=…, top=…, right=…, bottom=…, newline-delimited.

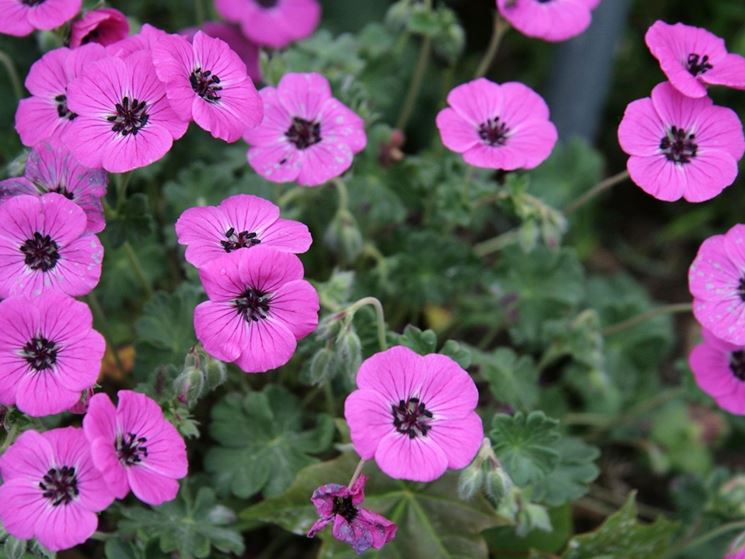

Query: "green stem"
left=277, top=187, right=305, bottom=208
left=1, top=423, right=19, bottom=453
left=563, top=170, right=630, bottom=215
left=474, top=12, right=510, bottom=78
left=194, top=0, right=205, bottom=25
left=87, top=293, right=126, bottom=377
left=395, top=33, right=431, bottom=131
left=473, top=230, right=519, bottom=258
left=0, top=50, right=22, bottom=100
left=347, top=459, right=366, bottom=489
left=123, top=241, right=153, bottom=298
left=90, top=531, right=113, bottom=542
left=602, top=303, right=692, bottom=336
left=665, top=520, right=745, bottom=558
left=346, top=297, right=388, bottom=351
left=115, top=171, right=133, bottom=210
left=333, top=177, right=349, bottom=212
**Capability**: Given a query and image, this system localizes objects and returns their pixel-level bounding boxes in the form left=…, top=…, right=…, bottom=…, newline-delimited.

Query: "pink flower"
left=618, top=82, right=745, bottom=203
left=344, top=346, right=483, bottom=483
left=15, top=44, right=106, bottom=148
left=244, top=73, right=367, bottom=186
left=181, top=22, right=262, bottom=84
left=152, top=31, right=262, bottom=143
left=689, top=225, right=745, bottom=345
left=194, top=246, right=319, bottom=373
left=0, top=193, right=103, bottom=298
left=83, top=390, right=188, bottom=506
left=689, top=328, right=745, bottom=415
left=106, top=23, right=166, bottom=57
left=307, top=475, right=397, bottom=555
left=214, top=0, right=320, bottom=49
left=176, top=194, right=311, bottom=268
left=66, top=51, right=188, bottom=173
left=0, top=428, right=114, bottom=551
left=69, top=7, right=129, bottom=48
left=0, top=292, right=104, bottom=416
left=0, top=0, right=81, bottom=37
left=436, top=78, right=558, bottom=171
left=0, top=143, right=107, bottom=233
left=645, top=21, right=745, bottom=99
left=496, top=0, right=600, bottom=43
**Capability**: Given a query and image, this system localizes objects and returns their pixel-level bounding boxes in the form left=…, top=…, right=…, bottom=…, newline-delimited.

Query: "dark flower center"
left=730, top=350, right=745, bottom=381
left=221, top=227, right=261, bottom=253
left=107, top=96, right=149, bottom=136
left=478, top=117, right=510, bottom=147
left=256, top=0, right=279, bottom=7
left=21, top=232, right=60, bottom=271
left=659, top=125, right=697, bottom=164
left=392, top=397, right=433, bottom=439
left=190, top=67, right=223, bottom=103
left=22, top=336, right=59, bottom=371
left=332, top=496, right=358, bottom=522
left=116, top=432, right=149, bottom=466
left=54, top=94, right=77, bottom=121
left=234, top=288, right=270, bottom=322
left=39, top=466, right=79, bottom=506
left=49, top=185, right=74, bottom=200
left=22, top=0, right=47, bottom=5
left=286, top=117, right=322, bottom=150
left=687, top=53, right=713, bottom=76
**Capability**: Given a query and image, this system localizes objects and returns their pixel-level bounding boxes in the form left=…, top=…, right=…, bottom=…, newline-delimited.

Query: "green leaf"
left=490, top=412, right=561, bottom=486
left=241, top=453, right=505, bottom=559
left=531, top=437, right=600, bottom=507
left=562, top=493, right=678, bottom=559
left=205, top=385, right=335, bottom=499
left=106, top=193, right=154, bottom=249
left=119, top=485, right=244, bottom=559
left=440, top=339, right=472, bottom=369
left=485, top=504, right=573, bottom=554
left=398, top=325, right=437, bottom=355
left=473, top=347, right=539, bottom=411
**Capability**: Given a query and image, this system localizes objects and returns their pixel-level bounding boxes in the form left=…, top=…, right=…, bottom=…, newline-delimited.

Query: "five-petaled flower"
left=689, top=328, right=745, bottom=415
left=344, top=346, right=483, bottom=482
left=436, top=78, right=558, bottom=171
left=618, top=81, right=745, bottom=202
left=307, top=475, right=397, bottom=555
left=0, top=428, right=114, bottom=551
left=496, top=0, right=601, bottom=43
left=0, top=0, right=82, bottom=37
left=83, top=390, right=188, bottom=505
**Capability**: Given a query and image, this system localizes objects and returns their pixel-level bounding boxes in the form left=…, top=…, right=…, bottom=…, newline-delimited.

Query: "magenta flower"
left=436, top=78, right=558, bottom=171
left=344, top=346, right=483, bottom=483
left=214, top=0, right=320, bottom=49
left=0, top=428, right=114, bottom=551
left=181, top=22, right=262, bottom=84
left=69, top=7, right=129, bottom=48
left=175, top=194, right=312, bottom=268
left=0, top=0, right=81, bottom=37
left=0, top=193, right=103, bottom=298
left=689, top=225, right=745, bottom=345
left=66, top=51, right=189, bottom=173
left=107, top=23, right=166, bottom=58
left=496, top=0, right=600, bottom=43
left=645, top=21, right=745, bottom=99
left=689, top=328, right=745, bottom=415
left=618, top=82, right=745, bottom=203
left=194, top=247, right=319, bottom=373
left=0, top=143, right=107, bottom=233
left=152, top=31, right=262, bottom=143
left=307, top=475, right=397, bottom=555
left=83, top=390, right=188, bottom=505
left=244, top=73, right=367, bottom=186
left=0, top=292, right=104, bottom=416
left=15, top=44, right=106, bottom=148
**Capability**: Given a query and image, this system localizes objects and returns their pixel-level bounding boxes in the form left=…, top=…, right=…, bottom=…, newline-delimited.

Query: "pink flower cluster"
left=619, top=21, right=745, bottom=203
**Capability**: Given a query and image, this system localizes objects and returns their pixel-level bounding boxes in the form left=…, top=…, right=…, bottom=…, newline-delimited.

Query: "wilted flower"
left=496, top=0, right=601, bottom=43
left=69, top=7, right=129, bottom=48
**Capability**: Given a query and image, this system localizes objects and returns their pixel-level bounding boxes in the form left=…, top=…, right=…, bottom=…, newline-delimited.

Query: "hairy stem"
left=346, top=297, right=388, bottom=351
left=396, top=33, right=431, bottom=131
left=123, top=241, right=153, bottom=298
left=474, top=12, right=510, bottom=78
left=0, top=50, right=22, bottom=100
left=563, top=170, right=630, bottom=215
left=348, top=459, right=367, bottom=489
left=602, top=303, right=692, bottom=336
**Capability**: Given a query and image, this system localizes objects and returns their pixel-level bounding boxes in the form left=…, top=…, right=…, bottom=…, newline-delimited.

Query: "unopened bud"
left=336, top=328, right=362, bottom=375
left=458, top=460, right=485, bottom=500
left=205, top=357, right=227, bottom=391
left=309, top=347, right=338, bottom=385
left=173, top=366, right=205, bottom=408
left=324, top=210, right=363, bottom=263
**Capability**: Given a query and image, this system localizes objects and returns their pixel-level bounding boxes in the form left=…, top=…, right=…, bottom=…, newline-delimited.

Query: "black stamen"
left=109, top=95, right=150, bottom=136
left=22, top=336, right=59, bottom=371
left=478, top=116, right=510, bottom=147
left=332, top=496, right=358, bottom=522
left=190, top=67, right=223, bottom=103
left=233, top=288, right=270, bottom=322
left=285, top=117, right=322, bottom=150
left=660, top=125, right=698, bottom=164
left=220, top=228, right=261, bottom=253
left=391, top=397, right=434, bottom=438
left=39, top=466, right=78, bottom=506
left=116, top=432, right=149, bottom=466
left=687, top=53, right=714, bottom=76
left=20, top=232, right=60, bottom=271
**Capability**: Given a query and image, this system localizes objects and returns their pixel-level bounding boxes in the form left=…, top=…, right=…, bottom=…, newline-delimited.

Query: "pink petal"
left=689, top=235, right=739, bottom=301
left=427, top=413, right=483, bottom=469
left=356, top=346, right=426, bottom=404
left=278, top=73, right=332, bottom=121
left=194, top=301, right=246, bottom=363
left=344, top=388, right=394, bottom=459
left=234, top=317, right=298, bottom=373
left=374, top=431, right=448, bottom=482
left=436, top=108, right=480, bottom=153
left=418, top=353, right=479, bottom=418
left=268, top=280, right=319, bottom=339
left=36, top=501, right=98, bottom=552
left=127, top=466, right=181, bottom=505
left=618, top=98, right=665, bottom=157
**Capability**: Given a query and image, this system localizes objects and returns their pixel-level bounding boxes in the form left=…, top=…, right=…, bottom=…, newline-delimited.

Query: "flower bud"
left=309, top=347, right=338, bottom=385
left=336, top=328, right=362, bottom=376
left=324, top=210, right=363, bottom=263
left=205, top=357, right=228, bottom=391
left=457, top=460, right=485, bottom=500
left=173, top=366, right=205, bottom=408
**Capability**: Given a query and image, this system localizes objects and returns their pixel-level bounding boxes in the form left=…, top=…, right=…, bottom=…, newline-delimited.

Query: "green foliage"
left=105, top=193, right=155, bottom=249
left=474, top=347, right=540, bottom=411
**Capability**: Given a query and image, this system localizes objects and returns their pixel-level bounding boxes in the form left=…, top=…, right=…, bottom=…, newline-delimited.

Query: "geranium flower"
left=214, top=0, right=321, bottom=49
left=307, top=475, right=397, bottom=555
left=244, top=73, right=367, bottom=186
left=436, top=78, right=558, bottom=170
left=69, top=7, right=129, bottom=48
left=152, top=31, right=262, bottom=143
left=181, top=21, right=262, bottom=84
left=0, top=193, right=103, bottom=297
left=0, top=428, right=114, bottom=551
left=689, top=328, right=745, bottom=415
left=344, top=345, right=483, bottom=482
left=175, top=194, right=312, bottom=268
left=618, top=81, right=745, bottom=202
left=83, top=390, right=188, bottom=505
left=66, top=50, right=188, bottom=173
left=0, top=292, right=104, bottom=416
left=645, top=21, right=745, bottom=99
left=194, top=246, right=319, bottom=373
left=496, top=0, right=600, bottom=43
left=0, top=143, right=107, bottom=233
left=689, top=224, right=745, bottom=345
left=107, top=23, right=166, bottom=57
left=15, top=44, right=106, bottom=148
left=0, top=0, right=81, bottom=37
